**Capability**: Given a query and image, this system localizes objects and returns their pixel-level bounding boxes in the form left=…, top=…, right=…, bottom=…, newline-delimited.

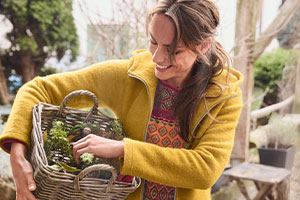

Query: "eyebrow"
left=149, top=32, right=172, bottom=48
left=149, top=32, right=185, bottom=49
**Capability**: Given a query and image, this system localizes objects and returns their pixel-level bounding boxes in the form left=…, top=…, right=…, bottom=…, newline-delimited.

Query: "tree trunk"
left=279, top=65, right=296, bottom=115
left=20, top=52, right=35, bottom=83
left=231, top=0, right=262, bottom=162
left=231, top=0, right=300, bottom=162
left=0, top=58, right=10, bottom=105
left=293, top=44, right=300, bottom=113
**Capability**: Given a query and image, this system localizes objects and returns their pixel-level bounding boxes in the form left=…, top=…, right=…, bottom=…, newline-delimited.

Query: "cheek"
left=187, top=58, right=196, bottom=67
left=148, top=43, right=156, bottom=55
left=176, top=55, right=197, bottom=69
left=185, top=53, right=198, bottom=67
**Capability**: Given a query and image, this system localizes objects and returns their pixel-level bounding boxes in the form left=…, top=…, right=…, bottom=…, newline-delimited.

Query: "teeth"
left=157, top=64, right=169, bottom=69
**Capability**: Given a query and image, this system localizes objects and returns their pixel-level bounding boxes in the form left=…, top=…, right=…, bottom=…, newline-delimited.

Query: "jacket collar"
left=127, top=49, right=243, bottom=91
left=127, top=49, right=243, bottom=139
left=127, top=49, right=158, bottom=90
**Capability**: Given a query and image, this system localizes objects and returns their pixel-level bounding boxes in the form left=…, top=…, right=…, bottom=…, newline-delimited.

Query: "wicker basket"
left=30, top=90, right=141, bottom=200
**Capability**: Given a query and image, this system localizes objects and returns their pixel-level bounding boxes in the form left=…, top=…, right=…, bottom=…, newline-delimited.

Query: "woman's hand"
left=72, top=134, right=124, bottom=164
left=10, top=142, right=37, bottom=200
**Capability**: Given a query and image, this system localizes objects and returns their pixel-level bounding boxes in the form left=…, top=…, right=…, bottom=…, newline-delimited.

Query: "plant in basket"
left=30, top=90, right=140, bottom=200
left=44, top=118, right=125, bottom=178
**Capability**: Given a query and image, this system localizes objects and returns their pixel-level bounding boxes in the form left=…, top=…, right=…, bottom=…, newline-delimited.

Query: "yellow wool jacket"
left=0, top=49, right=243, bottom=200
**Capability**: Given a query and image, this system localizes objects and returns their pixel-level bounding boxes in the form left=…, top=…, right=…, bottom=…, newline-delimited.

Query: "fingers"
left=19, top=163, right=37, bottom=200
left=23, top=163, right=36, bottom=192
left=71, top=135, right=88, bottom=146
left=72, top=140, right=88, bottom=151
left=72, top=138, right=90, bottom=164
left=71, top=135, right=124, bottom=160
left=74, top=147, right=89, bottom=164
left=12, top=160, right=37, bottom=199
left=23, top=162, right=36, bottom=192
left=16, top=190, right=38, bottom=200
left=11, top=143, right=38, bottom=200
left=28, top=179, right=36, bottom=192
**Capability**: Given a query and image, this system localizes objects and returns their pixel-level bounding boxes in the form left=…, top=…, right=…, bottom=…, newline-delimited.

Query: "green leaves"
left=44, top=120, right=74, bottom=165
left=80, top=153, right=94, bottom=164
left=0, top=0, right=79, bottom=83
left=16, top=36, right=39, bottom=55
left=45, top=121, right=94, bottom=173
left=58, top=162, right=81, bottom=173
left=49, top=162, right=81, bottom=173
left=109, top=120, right=124, bottom=139
left=44, top=118, right=124, bottom=176
left=254, top=48, right=298, bottom=93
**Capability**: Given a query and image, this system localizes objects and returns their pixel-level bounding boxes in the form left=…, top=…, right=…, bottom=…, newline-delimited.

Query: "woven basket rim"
left=30, top=90, right=141, bottom=199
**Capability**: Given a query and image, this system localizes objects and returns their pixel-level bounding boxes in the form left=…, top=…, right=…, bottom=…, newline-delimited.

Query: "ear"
left=198, top=37, right=212, bottom=54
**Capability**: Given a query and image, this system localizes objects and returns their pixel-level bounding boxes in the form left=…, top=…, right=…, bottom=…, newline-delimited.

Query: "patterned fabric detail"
left=144, top=181, right=175, bottom=200
left=143, top=80, right=187, bottom=200
left=151, top=80, right=180, bottom=120
left=145, top=118, right=187, bottom=148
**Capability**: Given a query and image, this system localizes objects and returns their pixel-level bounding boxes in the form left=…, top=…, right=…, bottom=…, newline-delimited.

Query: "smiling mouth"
left=156, top=64, right=171, bottom=69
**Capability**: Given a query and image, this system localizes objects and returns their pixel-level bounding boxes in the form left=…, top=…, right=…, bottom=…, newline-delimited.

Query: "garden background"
left=1, top=0, right=300, bottom=199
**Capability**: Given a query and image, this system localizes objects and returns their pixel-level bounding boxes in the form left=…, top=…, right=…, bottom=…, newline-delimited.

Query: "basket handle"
left=74, top=164, right=118, bottom=193
left=57, top=90, right=98, bottom=121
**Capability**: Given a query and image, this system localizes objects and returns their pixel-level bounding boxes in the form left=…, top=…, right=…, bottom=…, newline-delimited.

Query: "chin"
left=154, top=71, right=168, bottom=81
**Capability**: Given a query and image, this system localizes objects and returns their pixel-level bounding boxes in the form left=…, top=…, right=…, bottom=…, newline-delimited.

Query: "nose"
left=152, top=46, right=168, bottom=64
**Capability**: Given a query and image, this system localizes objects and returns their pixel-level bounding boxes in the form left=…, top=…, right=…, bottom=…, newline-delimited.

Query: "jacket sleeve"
left=120, top=89, right=243, bottom=189
left=0, top=60, right=129, bottom=153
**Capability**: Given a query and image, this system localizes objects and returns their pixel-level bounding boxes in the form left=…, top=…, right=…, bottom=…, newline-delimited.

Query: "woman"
left=0, top=0, right=243, bottom=199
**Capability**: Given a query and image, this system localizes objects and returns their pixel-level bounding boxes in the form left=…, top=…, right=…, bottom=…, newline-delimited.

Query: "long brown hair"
left=146, top=0, right=231, bottom=142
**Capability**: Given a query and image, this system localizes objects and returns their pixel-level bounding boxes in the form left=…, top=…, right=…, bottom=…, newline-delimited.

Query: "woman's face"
left=148, top=14, right=198, bottom=88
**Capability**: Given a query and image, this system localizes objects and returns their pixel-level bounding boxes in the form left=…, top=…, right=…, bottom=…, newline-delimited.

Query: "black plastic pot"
left=258, top=145, right=296, bottom=170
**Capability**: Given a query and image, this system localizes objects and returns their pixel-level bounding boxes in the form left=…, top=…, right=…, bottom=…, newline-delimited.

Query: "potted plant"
left=257, top=113, right=299, bottom=170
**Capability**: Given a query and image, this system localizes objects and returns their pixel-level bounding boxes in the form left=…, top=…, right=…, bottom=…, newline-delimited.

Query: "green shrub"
left=39, top=66, right=61, bottom=76
left=254, top=48, right=298, bottom=94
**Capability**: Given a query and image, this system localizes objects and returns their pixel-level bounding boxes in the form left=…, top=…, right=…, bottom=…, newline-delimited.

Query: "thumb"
left=28, top=178, right=36, bottom=191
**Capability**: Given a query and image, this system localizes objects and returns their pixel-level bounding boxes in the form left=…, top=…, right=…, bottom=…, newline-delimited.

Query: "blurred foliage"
left=254, top=48, right=298, bottom=98
left=0, top=0, right=79, bottom=81
left=251, top=87, right=268, bottom=111
left=211, top=180, right=242, bottom=200
left=277, top=7, right=300, bottom=49
left=262, top=113, right=299, bottom=149
left=39, top=66, right=60, bottom=76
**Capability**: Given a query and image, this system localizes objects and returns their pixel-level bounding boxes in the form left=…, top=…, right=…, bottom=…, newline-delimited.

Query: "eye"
left=149, top=39, right=157, bottom=45
left=174, top=49, right=184, bottom=55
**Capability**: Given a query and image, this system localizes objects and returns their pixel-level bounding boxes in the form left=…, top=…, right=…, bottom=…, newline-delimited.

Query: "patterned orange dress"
left=143, top=80, right=187, bottom=200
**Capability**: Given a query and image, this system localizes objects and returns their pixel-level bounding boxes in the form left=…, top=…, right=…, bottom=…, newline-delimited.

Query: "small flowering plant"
left=44, top=119, right=124, bottom=178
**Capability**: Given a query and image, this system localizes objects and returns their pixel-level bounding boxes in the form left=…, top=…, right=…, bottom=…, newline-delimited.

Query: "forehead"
left=149, top=14, right=175, bottom=46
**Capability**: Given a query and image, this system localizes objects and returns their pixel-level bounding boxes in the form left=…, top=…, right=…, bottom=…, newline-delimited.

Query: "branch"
left=252, top=0, right=300, bottom=61
left=250, top=95, right=294, bottom=119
